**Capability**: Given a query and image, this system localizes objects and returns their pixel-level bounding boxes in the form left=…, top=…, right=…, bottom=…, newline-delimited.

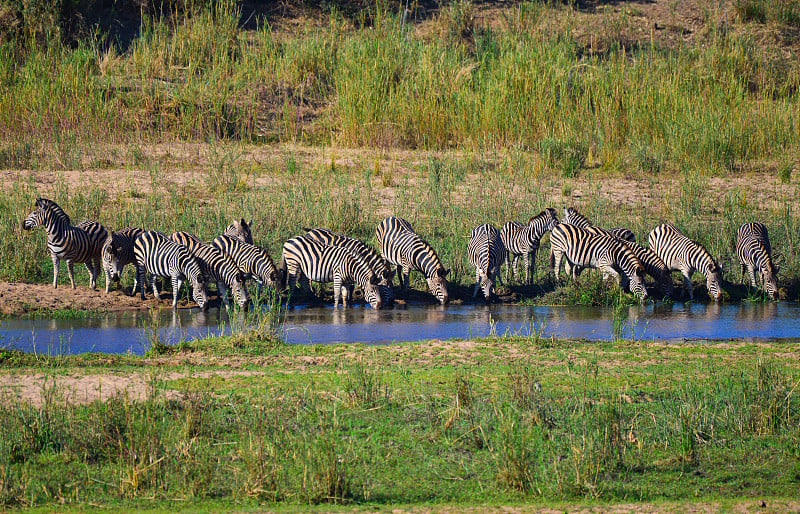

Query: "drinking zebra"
left=500, top=208, right=559, bottom=284
left=224, top=219, right=253, bottom=244
left=376, top=216, right=450, bottom=305
left=133, top=231, right=208, bottom=310
left=281, top=236, right=382, bottom=309
left=171, top=232, right=249, bottom=309
left=736, top=222, right=778, bottom=300
left=550, top=223, right=648, bottom=301
left=648, top=223, right=723, bottom=301
left=304, top=227, right=395, bottom=303
left=21, top=198, right=107, bottom=290
left=102, top=226, right=144, bottom=294
left=563, top=207, right=636, bottom=243
left=468, top=224, right=506, bottom=301
left=211, top=234, right=281, bottom=298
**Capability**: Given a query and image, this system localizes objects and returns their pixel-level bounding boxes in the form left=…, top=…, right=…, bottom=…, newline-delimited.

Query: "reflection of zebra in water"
left=171, top=232, right=249, bottom=309
left=736, top=222, right=778, bottom=300
left=102, top=226, right=144, bottom=294
left=550, top=223, right=648, bottom=301
left=648, top=223, right=723, bottom=301
left=133, top=231, right=208, bottom=310
left=281, top=236, right=382, bottom=309
left=376, top=216, right=449, bottom=305
left=500, top=208, right=559, bottom=284
left=223, top=219, right=253, bottom=244
left=468, top=224, right=506, bottom=301
left=304, top=227, right=395, bottom=303
left=211, top=234, right=281, bottom=298
left=563, top=207, right=636, bottom=243
left=22, top=198, right=107, bottom=290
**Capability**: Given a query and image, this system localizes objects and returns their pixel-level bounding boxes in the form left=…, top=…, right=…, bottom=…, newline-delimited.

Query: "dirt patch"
left=0, top=369, right=265, bottom=407
left=0, top=281, right=157, bottom=316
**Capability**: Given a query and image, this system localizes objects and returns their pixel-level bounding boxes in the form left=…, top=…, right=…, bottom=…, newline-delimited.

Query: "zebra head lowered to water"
left=736, top=222, right=778, bottom=300
left=376, top=216, right=450, bottom=305
left=550, top=223, right=648, bottom=302
left=22, top=198, right=107, bottom=290
left=210, top=234, right=281, bottom=299
left=648, top=223, right=723, bottom=302
left=468, top=223, right=506, bottom=302
left=282, top=236, right=382, bottom=309
left=102, top=226, right=144, bottom=294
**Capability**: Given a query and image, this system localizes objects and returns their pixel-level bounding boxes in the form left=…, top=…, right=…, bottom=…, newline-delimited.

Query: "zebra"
left=223, top=218, right=253, bottom=245
left=133, top=231, right=208, bottom=310
left=102, top=226, right=144, bottom=294
left=648, top=223, right=723, bottom=301
left=376, top=216, right=450, bottom=305
left=21, top=198, right=107, bottom=290
left=736, top=222, right=778, bottom=300
left=550, top=223, right=648, bottom=301
left=171, top=232, right=249, bottom=309
left=563, top=207, right=636, bottom=243
left=281, top=236, right=382, bottom=309
left=211, top=234, right=281, bottom=298
left=304, top=227, right=395, bottom=303
left=468, top=224, right=506, bottom=301
left=500, top=208, right=559, bottom=284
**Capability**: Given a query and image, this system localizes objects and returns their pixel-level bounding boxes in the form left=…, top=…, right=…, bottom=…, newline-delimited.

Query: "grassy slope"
left=1, top=337, right=799, bottom=509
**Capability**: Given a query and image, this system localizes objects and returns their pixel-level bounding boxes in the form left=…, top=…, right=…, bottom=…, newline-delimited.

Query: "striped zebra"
left=102, top=226, right=144, bottom=294
left=468, top=224, right=506, bottom=301
left=223, top=219, right=253, bottom=244
left=550, top=223, right=648, bottom=301
left=376, top=216, right=450, bottom=305
left=281, top=236, right=382, bottom=309
left=736, top=222, right=778, bottom=300
left=21, top=198, right=107, bottom=290
left=500, top=208, right=559, bottom=284
left=304, top=227, right=395, bottom=303
left=171, top=232, right=249, bottom=309
left=648, top=223, right=723, bottom=301
left=563, top=207, right=636, bottom=243
left=211, top=234, right=281, bottom=298
left=133, top=231, right=208, bottom=309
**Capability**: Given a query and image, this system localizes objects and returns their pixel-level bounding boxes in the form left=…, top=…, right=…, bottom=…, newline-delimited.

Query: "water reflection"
left=1, top=302, right=799, bottom=356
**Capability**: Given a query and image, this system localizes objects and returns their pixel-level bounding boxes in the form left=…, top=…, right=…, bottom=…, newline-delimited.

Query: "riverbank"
left=1, top=336, right=799, bottom=509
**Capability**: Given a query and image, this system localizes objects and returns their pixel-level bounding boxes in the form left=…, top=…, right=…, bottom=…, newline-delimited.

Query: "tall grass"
left=0, top=2, right=797, bottom=171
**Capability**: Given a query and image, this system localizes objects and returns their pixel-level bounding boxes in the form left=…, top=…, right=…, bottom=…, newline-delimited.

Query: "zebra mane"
left=36, top=198, right=71, bottom=225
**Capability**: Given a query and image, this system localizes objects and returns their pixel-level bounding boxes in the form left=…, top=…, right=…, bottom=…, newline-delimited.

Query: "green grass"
left=1, top=338, right=799, bottom=508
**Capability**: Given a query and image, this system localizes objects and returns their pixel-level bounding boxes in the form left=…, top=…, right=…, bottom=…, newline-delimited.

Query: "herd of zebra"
left=20, top=197, right=779, bottom=312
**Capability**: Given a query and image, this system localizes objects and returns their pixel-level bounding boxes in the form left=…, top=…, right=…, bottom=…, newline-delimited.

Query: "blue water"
left=1, top=301, right=798, bottom=356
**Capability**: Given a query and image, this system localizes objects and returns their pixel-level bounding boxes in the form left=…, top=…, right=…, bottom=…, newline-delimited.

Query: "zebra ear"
left=442, top=268, right=451, bottom=278
left=247, top=218, right=253, bottom=228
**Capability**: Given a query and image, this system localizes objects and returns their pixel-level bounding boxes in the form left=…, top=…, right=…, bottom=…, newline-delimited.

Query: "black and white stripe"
left=468, top=224, right=506, bottom=301
left=648, top=223, right=723, bottom=301
left=21, top=198, right=107, bottom=290
left=133, top=231, right=208, bottom=309
left=550, top=223, right=648, bottom=301
left=736, top=222, right=778, bottom=300
left=304, top=227, right=395, bottom=303
left=211, top=234, right=280, bottom=298
left=171, top=232, right=249, bottom=309
left=500, top=208, right=559, bottom=283
left=281, top=236, right=382, bottom=309
left=102, top=226, right=144, bottom=294
left=563, top=207, right=636, bottom=243
left=223, top=219, right=253, bottom=245
left=376, top=216, right=450, bottom=305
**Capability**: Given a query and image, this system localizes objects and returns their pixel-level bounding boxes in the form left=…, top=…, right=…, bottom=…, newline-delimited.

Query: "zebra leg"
left=85, top=261, right=97, bottom=290
left=67, top=260, right=76, bottom=289
left=523, top=253, right=531, bottom=284
left=51, top=253, right=60, bottom=288
left=504, top=253, right=513, bottom=282
left=104, top=262, right=112, bottom=294
left=747, top=264, right=758, bottom=288
left=473, top=268, right=481, bottom=298
left=334, top=274, right=342, bottom=308
left=171, top=276, right=181, bottom=309
left=150, top=273, right=160, bottom=300
left=529, top=248, right=538, bottom=284
left=136, top=266, right=147, bottom=300
left=680, top=268, right=694, bottom=300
